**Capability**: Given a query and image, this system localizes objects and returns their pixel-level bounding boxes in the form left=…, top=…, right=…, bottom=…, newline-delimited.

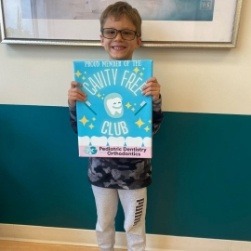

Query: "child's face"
left=101, top=15, right=142, bottom=60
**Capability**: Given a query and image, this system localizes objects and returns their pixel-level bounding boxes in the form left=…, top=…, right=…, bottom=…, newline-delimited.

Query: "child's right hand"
left=68, top=81, right=86, bottom=107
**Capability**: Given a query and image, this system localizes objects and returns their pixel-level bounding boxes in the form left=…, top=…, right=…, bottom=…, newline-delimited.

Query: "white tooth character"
left=104, top=93, right=124, bottom=118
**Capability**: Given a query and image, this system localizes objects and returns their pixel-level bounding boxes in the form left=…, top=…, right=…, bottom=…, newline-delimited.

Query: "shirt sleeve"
left=69, top=104, right=78, bottom=134
left=152, top=95, right=164, bottom=135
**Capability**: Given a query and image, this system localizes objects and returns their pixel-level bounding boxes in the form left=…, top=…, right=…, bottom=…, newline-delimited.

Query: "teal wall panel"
left=1, top=105, right=251, bottom=241
left=0, top=105, right=95, bottom=229
left=148, top=113, right=251, bottom=241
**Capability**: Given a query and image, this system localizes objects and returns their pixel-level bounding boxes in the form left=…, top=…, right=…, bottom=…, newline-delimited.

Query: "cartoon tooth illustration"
left=104, top=93, right=124, bottom=118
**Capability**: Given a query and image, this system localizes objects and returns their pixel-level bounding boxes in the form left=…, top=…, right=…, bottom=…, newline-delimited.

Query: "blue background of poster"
left=74, top=60, right=152, bottom=139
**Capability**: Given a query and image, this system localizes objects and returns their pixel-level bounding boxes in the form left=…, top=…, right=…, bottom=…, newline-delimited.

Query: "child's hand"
left=68, top=81, right=86, bottom=107
left=142, top=77, right=161, bottom=101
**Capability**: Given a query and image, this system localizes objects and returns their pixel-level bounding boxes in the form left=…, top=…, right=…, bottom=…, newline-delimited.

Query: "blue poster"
left=73, top=59, right=153, bottom=158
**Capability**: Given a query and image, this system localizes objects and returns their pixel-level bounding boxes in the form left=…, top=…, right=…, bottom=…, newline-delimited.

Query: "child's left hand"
left=142, top=77, right=161, bottom=101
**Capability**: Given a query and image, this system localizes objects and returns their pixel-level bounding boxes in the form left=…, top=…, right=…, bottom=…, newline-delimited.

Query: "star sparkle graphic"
left=89, top=123, right=94, bottom=129
left=125, top=102, right=132, bottom=109
left=133, top=67, right=140, bottom=74
left=79, top=116, right=89, bottom=125
left=75, top=70, right=82, bottom=78
left=135, top=118, right=145, bottom=128
left=144, top=126, right=150, bottom=132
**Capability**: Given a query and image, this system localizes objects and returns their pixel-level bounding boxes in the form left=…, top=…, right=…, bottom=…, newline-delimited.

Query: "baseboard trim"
left=0, top=224, right=250, bottom=251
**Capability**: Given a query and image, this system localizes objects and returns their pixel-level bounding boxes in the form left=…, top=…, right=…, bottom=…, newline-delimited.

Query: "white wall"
left=0, top=0, right=250, bottom=115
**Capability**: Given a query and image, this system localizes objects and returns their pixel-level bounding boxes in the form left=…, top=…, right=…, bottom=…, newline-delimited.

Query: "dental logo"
left=84, top=146, right=97, bottom=155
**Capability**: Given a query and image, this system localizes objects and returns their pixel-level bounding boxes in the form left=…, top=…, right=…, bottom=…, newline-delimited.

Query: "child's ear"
left=137, top=37, right=142, bottom=47
left=100, top=35, right=104, bottom=46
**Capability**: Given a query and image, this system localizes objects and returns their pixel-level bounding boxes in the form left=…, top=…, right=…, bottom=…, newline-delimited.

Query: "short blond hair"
left=100, top=1, right=142, bottom=37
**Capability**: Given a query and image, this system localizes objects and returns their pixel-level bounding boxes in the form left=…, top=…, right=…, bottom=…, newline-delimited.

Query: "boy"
left=68, top=2, right=163, bottom=250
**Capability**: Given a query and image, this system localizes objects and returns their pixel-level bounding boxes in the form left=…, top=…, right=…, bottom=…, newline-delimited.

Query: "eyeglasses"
left=101, top=28, right=138, bottom=41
